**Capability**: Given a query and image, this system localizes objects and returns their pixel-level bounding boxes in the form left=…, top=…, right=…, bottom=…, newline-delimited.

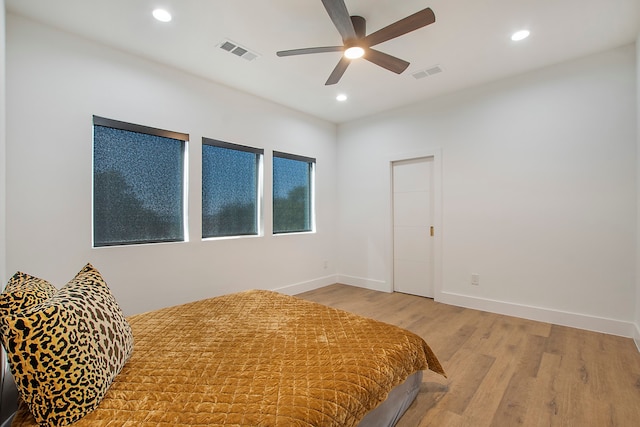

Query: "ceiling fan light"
left=344, top=46, right=365, bottom=59
left=511, top=30, right=530, bottom=41
left=152, top=9, right=172, bottom=23
left=336, top=94, right=348, bottom=102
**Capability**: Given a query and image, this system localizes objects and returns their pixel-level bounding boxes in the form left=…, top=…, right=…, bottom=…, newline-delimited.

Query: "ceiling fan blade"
left=364, top=8, right=436, bottom=47
left=325, top=57, right=350, bottom=85
left=321, top=0, right=356, bottom=41
left=364, top=48, right=410, bottom=74
left=277, top=46, right=343, bottom=57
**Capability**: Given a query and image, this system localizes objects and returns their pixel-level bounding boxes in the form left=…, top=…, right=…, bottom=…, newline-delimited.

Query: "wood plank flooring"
left=296, top=284, right=640, bottom=427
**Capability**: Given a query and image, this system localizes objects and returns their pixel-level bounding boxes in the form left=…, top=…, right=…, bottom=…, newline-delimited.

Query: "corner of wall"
left=635, top=32, right=640, bottom=350
left=1, top=0, right=7, bottom=286
left=273, top=274, right=339, bottom=296
left=336, top=275, right=392, bottom=293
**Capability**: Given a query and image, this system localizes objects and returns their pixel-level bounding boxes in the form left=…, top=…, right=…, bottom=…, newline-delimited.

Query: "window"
left=273, top=152, right=315, bottom=234
left=202, top=138, right=263, bottom=238
left=93, top=116, right=187, bottom=247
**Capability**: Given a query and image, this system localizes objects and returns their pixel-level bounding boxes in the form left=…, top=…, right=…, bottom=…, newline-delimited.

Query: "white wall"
left=4, top=11, right=639, bottom=340
left=5, top=14, right=338, bottom=315
left=635, top=34, right=640, bottom=348
left=337, top=45, right=637, bottom=336
left=0, top=0, right=6, bottom=286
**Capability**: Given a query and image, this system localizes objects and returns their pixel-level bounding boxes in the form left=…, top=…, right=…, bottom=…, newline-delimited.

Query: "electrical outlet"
left=323, top=260, right=329, bottom=269
left=471, top=274, right=480, bottom=286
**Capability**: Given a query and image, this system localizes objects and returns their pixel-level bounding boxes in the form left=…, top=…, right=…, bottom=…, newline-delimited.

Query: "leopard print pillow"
left=0, top=271, right=57, bottom=318
left=0, top=263, right=134, bottom=427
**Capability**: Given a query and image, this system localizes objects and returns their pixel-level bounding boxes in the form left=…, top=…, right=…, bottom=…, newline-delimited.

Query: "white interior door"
left=392, top=157, right=434, bottom=298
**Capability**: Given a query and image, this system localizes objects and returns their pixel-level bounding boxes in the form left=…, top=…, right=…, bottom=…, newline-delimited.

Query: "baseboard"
left=437, top=291, right=635, bottom=338
left=336, top=275, right=392, bottom=293
left=273, top=274, right=338, bottom=296
left=277, top=277, right=638, bottom=343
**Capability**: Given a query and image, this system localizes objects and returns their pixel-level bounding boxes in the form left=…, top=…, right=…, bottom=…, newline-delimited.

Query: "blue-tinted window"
left=273, top=152, right=315, bottom=234
left=93, top=116, right=187, bottom=247
left=202, top=139, right=263, bottom=238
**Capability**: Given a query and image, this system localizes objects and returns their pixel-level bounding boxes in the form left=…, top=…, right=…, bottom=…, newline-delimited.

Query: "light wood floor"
left=297, top=284, right=640, bottom=427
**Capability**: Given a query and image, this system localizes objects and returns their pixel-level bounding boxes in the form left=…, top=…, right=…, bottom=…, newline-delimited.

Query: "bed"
left=0, top=264, right=445, bottom=427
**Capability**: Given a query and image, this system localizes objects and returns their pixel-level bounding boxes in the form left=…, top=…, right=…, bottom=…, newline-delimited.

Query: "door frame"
left=387, top=148, right=442, bottom=299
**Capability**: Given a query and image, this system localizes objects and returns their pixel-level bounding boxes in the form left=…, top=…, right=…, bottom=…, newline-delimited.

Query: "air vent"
left=217, top=39, right=259, bottom=61
left=412, top=65, right=443, bottom=79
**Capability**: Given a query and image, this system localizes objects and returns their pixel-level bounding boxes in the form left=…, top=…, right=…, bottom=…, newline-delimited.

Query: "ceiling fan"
left=276, top=0, right=436, bottom=85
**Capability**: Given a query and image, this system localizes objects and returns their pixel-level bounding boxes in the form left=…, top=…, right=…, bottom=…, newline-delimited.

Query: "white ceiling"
left=5, top=0, right=640, bottom=124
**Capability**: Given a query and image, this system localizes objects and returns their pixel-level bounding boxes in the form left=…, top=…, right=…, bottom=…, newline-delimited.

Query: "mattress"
left=356, top=371, right=423, bottom=427
left=8, top=290, right=444, bottom=426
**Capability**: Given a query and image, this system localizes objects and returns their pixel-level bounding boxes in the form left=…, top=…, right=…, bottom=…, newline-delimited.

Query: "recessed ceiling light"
left=152, top=8, right=172, bottom=23
left=336, top=94, right=348, bottom=102
left=344, top=47, right=365, bottom=59
left=511, top=30, right=530, bottom=41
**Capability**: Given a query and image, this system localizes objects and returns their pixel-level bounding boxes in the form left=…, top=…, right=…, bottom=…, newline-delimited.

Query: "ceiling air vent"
left=217, top=39, right=259, bottom=61
left=412, top=65, right=442, bottom=80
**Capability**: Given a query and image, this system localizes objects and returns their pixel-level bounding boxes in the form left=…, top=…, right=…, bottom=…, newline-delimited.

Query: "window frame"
left=92, top=115, right=189, bottom=248
left=272, top=151, right=316, bottom=235
left=201, top=137, right=264, bottom=239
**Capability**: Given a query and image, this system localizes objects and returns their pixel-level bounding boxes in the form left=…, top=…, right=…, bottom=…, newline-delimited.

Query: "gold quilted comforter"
left=13, top=290, right=444, bottom=426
